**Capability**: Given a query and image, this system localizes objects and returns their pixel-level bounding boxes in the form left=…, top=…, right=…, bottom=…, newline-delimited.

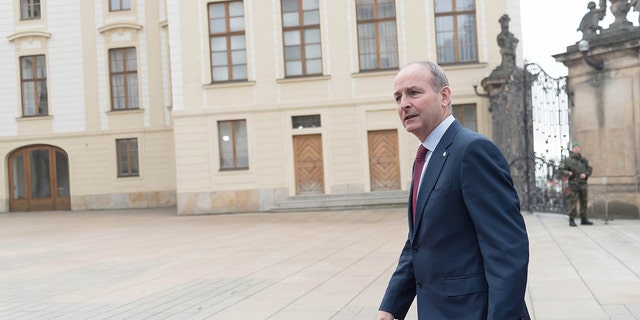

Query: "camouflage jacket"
left=558, top=153, right=592, bottom=190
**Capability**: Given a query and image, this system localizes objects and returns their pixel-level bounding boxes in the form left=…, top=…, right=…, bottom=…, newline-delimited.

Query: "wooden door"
left=368, top=130, right=401, bottom=191
left=8, top=145, right=71, bottom=211
left=293, top=134, right=324, bottom=195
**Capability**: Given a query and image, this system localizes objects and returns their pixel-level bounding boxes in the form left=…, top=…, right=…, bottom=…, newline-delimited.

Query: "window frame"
left=108, top=47, right=139, bottom=111
left=19, top=54, right=48, bottom=117
left=291, top=114, right=321, bottom=129
left=116, top=138, right=140, bottom=177
left=208, top=1, right=248, bottom=83
left=20, top=0, right=41, bottom=20
left=434, top=0, right=478, bottom=65
left=280, top=0, right=323, bottom=78
left=218, top=119, right=249, bottom=171
left=355, top=0, right=399, bottom=72
left=453, top=103, right=477, bottom=131
left=109, top=0, right=132, bottom=12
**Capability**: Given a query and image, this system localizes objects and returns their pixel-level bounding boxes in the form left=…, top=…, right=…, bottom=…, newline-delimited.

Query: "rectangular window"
left=292, top=114, right=321, bottom=129
left=20, top=55, right=48, bottom=117
left=109, top=47, right=139, bottom=110
left=281, top=0, right=323, bottom=77
left=20, top=0, right=41, bottom=20
left=110, top=0, right=131, bottom=11
left=355, top=0, right=398, bottom=71
left=208, top=1, right=248, bottom=82
left=453, top=104, right=476, bottom=131
left=435, top=0, right=478, bottom=64
left=116, top=138, right=139, bottom=177
left=218, top=120, right=248, bottom=170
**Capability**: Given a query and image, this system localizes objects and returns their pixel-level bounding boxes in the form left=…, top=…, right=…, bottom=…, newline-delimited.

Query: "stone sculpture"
left=578, top=0, right=607, bottom=39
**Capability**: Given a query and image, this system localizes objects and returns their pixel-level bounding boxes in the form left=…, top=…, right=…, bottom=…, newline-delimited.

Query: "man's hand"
left=377, top=310, right=395, bottom=320
left=580, top=173, right=587, bottom=179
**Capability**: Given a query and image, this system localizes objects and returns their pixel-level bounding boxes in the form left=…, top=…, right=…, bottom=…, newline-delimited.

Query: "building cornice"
left=98, top=22, right=143, bottom=34
left=7, top=30, right=52, bottom=42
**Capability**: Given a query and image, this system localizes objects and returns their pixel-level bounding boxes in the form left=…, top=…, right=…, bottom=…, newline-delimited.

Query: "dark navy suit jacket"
left=380, top=120, right=530, bottom=320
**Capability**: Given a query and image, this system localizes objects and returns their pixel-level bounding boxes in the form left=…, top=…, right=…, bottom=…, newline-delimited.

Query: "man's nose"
left=399, top=97, right=411, bottom=108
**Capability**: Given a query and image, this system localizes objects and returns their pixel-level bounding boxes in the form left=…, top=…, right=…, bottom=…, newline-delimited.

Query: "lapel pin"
left=442, top=151, right=447, bottom=157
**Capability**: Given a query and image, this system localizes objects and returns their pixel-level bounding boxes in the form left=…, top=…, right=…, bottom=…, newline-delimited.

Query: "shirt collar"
left=421, top=115, right=454, bottom=151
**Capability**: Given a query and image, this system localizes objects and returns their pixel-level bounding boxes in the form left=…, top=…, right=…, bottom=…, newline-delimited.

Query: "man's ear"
left=440, top=86, right=452, bottom=107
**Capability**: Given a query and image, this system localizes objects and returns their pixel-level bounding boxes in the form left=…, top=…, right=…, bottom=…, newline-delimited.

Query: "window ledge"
left=203, top=81, right=256, bottom=90
left=440, top=62, right=488, bottom=71
left=117, top=175, right=141, bottom=179
left=17, top=115, right=53, bottom=122
left=277, top=75, right=331, bottom=84
left=107, top=108, right=144, bottom=115
left=219, top=167, right=250, bottom=172
left=351, top=69, right=398, bottom=78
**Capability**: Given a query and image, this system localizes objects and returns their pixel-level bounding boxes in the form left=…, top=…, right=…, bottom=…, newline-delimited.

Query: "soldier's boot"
left=581, top=217, right=593, bottom=225
left=569, top=218, right=577, bottom=227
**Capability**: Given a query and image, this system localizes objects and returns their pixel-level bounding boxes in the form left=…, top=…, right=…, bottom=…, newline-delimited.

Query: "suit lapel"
left=412, top=120, right=462, bottom=237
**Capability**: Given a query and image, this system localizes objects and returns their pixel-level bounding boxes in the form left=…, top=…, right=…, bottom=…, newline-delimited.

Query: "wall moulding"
left=98, top=22, right=143, bottom=34
left=7, top=30, right=52, bottom=50
left=7, top=30, right=52, bottom=43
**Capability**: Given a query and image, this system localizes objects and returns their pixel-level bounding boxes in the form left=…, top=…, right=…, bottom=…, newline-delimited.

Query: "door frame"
left=367, top=129, right=401, bottom=191
left=292, top=134, right=325, bottom=195
left=8, top=144, right=71, bottom=212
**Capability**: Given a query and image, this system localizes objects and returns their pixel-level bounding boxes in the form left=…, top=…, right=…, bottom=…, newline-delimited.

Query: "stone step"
left=270, top=190, right=408, bottom=213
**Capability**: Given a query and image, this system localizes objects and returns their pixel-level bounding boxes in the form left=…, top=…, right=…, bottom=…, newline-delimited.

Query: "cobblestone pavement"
left=0, top=208, right=639, bottom=319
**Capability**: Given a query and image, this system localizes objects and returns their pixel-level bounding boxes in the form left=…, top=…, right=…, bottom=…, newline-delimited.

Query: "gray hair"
left=404, top=61, right=452, bottom=108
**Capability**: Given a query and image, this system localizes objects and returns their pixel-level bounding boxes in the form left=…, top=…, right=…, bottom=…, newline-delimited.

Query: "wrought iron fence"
left=524, top=63, right=571, bottom=213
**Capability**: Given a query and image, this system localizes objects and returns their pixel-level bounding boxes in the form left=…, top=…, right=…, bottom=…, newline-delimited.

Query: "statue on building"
left=495, top=14, right=518, bottom=74
left=578, top=0, right=607, bottom=39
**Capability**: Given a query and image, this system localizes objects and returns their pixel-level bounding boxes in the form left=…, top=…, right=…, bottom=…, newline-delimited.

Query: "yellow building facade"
left=0, top=0, right=522, bottom=214
left=0, top=0, right=175, bottom=212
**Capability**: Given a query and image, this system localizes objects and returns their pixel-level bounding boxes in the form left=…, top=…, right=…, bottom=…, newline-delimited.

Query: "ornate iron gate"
left=523, top=63, right=571, bottom=213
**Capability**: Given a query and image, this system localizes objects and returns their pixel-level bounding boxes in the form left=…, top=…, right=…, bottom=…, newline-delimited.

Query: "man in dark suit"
left=377, top=61, right=530, bottom=320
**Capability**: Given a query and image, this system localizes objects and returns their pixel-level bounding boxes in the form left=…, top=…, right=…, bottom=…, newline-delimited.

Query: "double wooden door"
left=368, top=130, right=401, bottom=191
left=292, top=131, right=400, bottom=195
left=8, top=145, right=70, bottom=211
left=293, top=134, right=324, bottom=195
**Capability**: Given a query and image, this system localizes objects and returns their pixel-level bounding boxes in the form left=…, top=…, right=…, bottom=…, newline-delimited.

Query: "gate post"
left=474, top=14, right=536, bottom=212
left=554, top=10, right=640, bottom=219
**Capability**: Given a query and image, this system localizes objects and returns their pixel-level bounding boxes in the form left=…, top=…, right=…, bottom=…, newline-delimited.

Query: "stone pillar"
left=554, top=29, right=640, bottom=219
left=478, top=15, right=535, bottom=211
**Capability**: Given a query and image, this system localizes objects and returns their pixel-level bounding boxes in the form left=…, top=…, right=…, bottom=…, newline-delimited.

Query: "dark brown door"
left=293, top=134, right=324, bottom=195
left=8, top=145, right=70, bottom=211
left=368, top=130, right=401, bottom=191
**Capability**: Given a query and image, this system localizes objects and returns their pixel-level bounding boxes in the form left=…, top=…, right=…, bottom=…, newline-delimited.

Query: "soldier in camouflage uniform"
left=558, top=142, right=593, bottom=226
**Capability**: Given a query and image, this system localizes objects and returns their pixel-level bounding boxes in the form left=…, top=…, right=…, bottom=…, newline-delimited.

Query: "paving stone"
left=0, top=209, right=638, bottom=319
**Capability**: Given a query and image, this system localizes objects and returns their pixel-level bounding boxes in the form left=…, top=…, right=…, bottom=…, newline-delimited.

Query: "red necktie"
left=412, top=145, right=428, bottom=222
